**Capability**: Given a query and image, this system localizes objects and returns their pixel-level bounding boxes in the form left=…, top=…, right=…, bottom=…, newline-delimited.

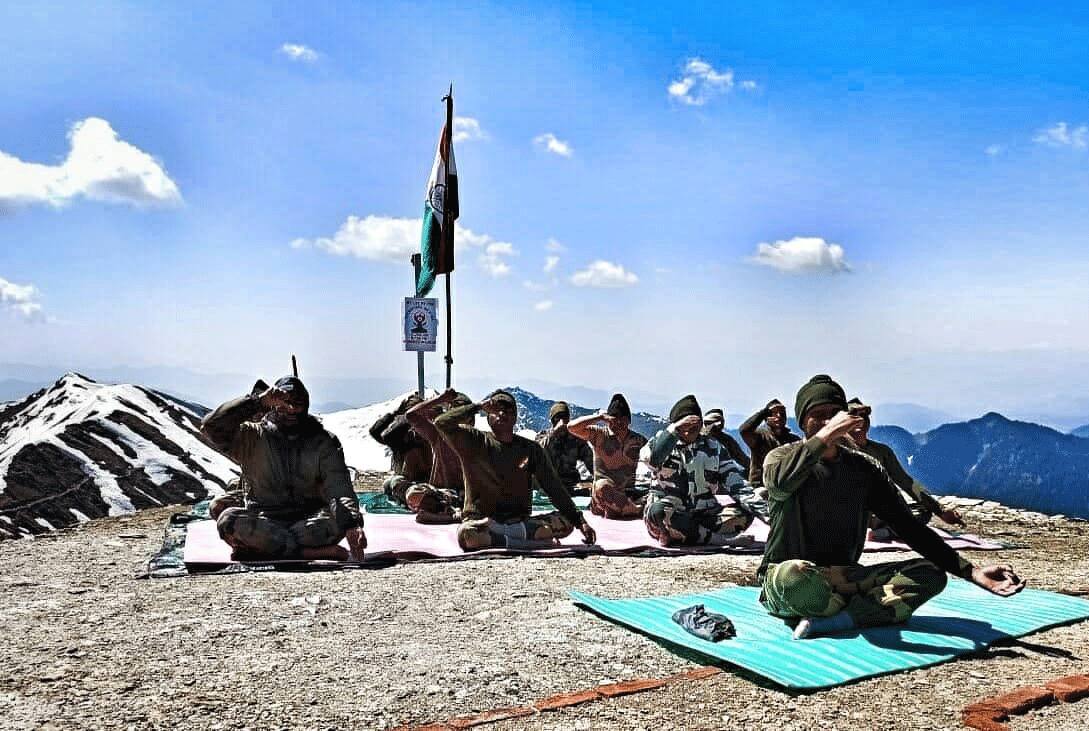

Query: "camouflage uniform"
left=536, top=427, right=594, bottom=494
left=201, top=394, right=362, bottom=559
left=761, top=558, right=948, bottom=627
left=400, top=399, right=470, bottom=523
left=208, top=477, right=245, bottom=520
left=582, top=424, right=647, bottom=519
left=759, top=437, right=973, bottom=628
left=639, top=428, right=757, bottom=546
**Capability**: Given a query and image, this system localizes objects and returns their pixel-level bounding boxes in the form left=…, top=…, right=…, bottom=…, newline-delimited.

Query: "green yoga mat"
left=571, top=579, right=1089, bottom=690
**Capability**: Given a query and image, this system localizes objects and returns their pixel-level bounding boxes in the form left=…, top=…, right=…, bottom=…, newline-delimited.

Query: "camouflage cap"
left=485, top=389, right=517, bottom=408
left=549, top=401, right=571, bottom=422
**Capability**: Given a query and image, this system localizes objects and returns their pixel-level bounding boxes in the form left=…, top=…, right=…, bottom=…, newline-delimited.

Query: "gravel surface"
left=0, top=499, right=1086, bottom=730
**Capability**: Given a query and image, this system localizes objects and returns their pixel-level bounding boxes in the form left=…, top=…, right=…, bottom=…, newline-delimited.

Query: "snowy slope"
left=0, top=373, right=238, bottom=538
left=319, top=391, right=433, bottom=472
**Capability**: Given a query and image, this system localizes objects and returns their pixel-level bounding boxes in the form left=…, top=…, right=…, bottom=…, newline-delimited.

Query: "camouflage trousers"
left=590, top=478, right=643, bottom=519
left=457, top=512, right=575, bottom=551
left=404, top=482, right=462, bottom=523
left=383, top=475, right=412, bottom=507
left=216, top=506, right=352, bottom=560
left=643, top=496, right=753, bottom=547
left=761, top=558, right=948, bottom=628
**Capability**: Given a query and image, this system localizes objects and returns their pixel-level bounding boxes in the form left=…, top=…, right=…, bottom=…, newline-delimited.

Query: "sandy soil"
left=0, top=501, right=1086, bottom=731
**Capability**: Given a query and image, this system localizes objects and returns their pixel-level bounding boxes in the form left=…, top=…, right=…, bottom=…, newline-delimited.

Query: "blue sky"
left=2, top=1, right=1088, bottom=424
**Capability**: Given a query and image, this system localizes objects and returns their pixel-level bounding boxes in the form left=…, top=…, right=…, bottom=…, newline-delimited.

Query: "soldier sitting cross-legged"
left=760, top=374, right=1025, bottom=639
left=434, top=389, right=597, bottom=551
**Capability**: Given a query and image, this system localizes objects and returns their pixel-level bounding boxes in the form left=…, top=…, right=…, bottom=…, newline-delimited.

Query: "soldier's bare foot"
left=300, top=545, right=350, bottom=561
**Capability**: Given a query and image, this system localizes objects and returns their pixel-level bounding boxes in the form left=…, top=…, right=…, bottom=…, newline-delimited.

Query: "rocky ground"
left=0, top=490, right=1087, bottom=730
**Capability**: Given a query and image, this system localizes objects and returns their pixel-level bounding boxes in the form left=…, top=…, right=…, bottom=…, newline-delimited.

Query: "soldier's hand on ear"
left=673, top=414, right=703, bottom=432
left=258, top=386, right=291, bottom=411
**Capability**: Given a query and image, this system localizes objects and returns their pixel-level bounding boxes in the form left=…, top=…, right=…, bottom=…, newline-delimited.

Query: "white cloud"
left=523, top=280, right=550, bottom=292
left=0, top=276, right=44, bottom=321
left=668, top=57, right=756, bottom=106
left=545, top=238, right=566, bottom=253
left=985, top=144, right=1004, bottom=157
left=0, top=117, right=181, bottom=213
left=292, top=214, right=517, bottom=277
left=279, top=43, right=319, bottom=63
left=533, top=133, right=573, bottom=158
left=569, top=260, right=639, bottom=288
left=1033, top=122, right=1088, bottom=150
left=749, top=236, right=852, bottom=274
left=534, top=300, right=553, bottom=312
left=453, top=117, right=487, bottom=143
left=544, top=256, right=560, bottom=273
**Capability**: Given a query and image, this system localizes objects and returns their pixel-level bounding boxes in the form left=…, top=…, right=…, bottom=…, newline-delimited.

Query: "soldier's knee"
left=457, top=521, right=493, bottom=551
left=644, top=500, right=669, bottom=526
left=215, top=507, right=246, bottom=543
left=383, top=475, right=410, bottom=504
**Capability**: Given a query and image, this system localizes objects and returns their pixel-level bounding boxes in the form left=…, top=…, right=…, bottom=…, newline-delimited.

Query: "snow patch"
left=69, top=508, right=91, bottom=522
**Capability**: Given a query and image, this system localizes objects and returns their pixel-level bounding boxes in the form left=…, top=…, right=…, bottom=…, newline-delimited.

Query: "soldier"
left=401, top=388, right=474, bottom=523
left=640, top=394, right=758, bottom=547
left=568, top=393, right=647, bottom=519
left=702, top=409, right=750, bottom=469
left=536, top=401, right=594, bottom=496
left=739, top=398, right=801, bottom=488
left=434, top=389, right=597, bottom=551
left=200, top=376, right=366, bottom=561
left=760, top=375, right=1024, bottom=639
left=370, top=394, right=432, bottom=507
left=847, top=397, right=965, bottom=538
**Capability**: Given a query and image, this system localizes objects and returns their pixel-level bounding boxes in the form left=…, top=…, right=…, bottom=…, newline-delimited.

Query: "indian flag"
left=416, top=113, right=459, bottom=297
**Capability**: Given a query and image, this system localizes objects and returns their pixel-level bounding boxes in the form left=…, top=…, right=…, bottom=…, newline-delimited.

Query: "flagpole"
left=411, top=253, right=425, bottom=398
left=442, top=84, right=454, bottom=389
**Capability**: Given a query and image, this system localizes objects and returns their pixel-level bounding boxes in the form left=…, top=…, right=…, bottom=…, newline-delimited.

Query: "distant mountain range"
left=1072, top=424, right=1089, bottom=439
left=871, top=413, right=1089, bottom=519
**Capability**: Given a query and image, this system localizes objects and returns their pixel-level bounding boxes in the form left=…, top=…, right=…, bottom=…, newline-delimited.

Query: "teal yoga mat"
left=571, top=579, right=1089, bottom=689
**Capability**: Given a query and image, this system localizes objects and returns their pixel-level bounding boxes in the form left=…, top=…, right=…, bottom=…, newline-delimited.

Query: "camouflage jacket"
left=201, top=395, right=362, bottom=527
left=640, top=428, right=758, bottom=515
left=536, top=428, right=594, bottom=488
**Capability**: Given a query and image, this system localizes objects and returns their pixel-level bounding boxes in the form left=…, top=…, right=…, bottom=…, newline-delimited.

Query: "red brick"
left=596, top=678, right=668, bottom=698
left=961, top=710, right=1009, bottom=731
left=447, top=706, right=535, bottom=728
left=1045, top=674, right=1089, bottom=703
left=679, top=666, right=722, bottom=681
left=992, top=686, right=1055, bottom=715
left=533, top=689, right=601, bottom=712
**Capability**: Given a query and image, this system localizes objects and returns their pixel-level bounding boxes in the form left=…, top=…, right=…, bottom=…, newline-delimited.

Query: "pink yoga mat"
left=182, top=510, right=1002, bottom=568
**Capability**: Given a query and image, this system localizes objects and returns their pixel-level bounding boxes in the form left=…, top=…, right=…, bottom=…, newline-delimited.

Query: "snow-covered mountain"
left=0, top=373, right=237, bottom=539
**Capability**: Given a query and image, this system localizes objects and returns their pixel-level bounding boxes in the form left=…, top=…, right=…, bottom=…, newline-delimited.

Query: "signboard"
left=403, top=297, right=438, bottom=352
